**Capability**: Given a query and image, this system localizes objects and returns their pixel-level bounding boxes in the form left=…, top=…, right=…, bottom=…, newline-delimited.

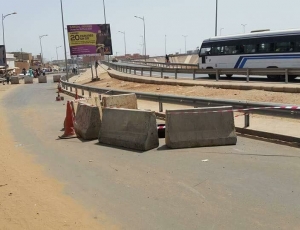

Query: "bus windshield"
left=199, top=47, right=211, bottom=56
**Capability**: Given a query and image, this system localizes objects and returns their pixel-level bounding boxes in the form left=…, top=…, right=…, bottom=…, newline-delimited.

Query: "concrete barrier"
left=98, top=108, right=159, bottom=151
left=74, top=102, right=102, bottom=140
left=102, top=93, right=137, bottom=109
left=71, top=96, right=101, bottom=116
left=24, top=76, right=33, bottom=84
left=53, top=75, right=61, bottom=82
left=10, top=76, right=19, bottom=84
left=38, top=75, right=47, bottom=83
left=165, top=106, right=237, bottom=149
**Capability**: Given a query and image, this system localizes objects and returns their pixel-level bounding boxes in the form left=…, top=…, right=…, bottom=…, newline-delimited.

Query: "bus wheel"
left=208, top=74, right=216, bottom=79
left=226, top=74, right=233, bottom=78
left=267, top=75, right=280, bottom=81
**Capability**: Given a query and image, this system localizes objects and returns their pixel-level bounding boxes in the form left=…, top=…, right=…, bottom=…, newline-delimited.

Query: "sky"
left=1, top=0, right=300, bottom=61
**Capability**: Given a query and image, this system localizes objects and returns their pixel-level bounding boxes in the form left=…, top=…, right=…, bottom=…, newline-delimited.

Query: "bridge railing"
left=121, top=60, right=198, bottom=69
left=103, top=61, right=300, bottom=83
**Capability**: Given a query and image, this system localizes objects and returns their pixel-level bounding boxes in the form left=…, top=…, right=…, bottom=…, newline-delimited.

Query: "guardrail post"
left=244, top=113, right=250, bottom=128
left=216, top=69, right=219, bottom=81
left=81, top=89, right=84, bottom=96
left=175, top=69, right=178, bottom=79
left=246, top=69, right=250, bottom=82
left=193, top=69, right=196, bottom=80
left=89, top=91, right=92, bottom=97
left=159, top=101, right=163, bottom=112
left=141, top=68, right=143, bottom=76
left=285, top=69, right=288, bottom=84
left=150, top=67, right=152, bottom=77
left=161, top=68, right=163, bottom=78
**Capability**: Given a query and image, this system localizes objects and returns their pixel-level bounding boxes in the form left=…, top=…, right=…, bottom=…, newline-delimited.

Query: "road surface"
left=2, top=75, right=300, bottom=230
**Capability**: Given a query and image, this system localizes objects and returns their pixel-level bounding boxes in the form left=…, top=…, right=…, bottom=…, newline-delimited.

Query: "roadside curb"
left=106, top=67, right=300, bottom=93
left=235, top=127, right=300, bottom=145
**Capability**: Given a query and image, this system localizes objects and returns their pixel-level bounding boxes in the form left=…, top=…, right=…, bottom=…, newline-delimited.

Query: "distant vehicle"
left=112, top=58, right=118, bottom=62
left=198, top=29, right=300, bottom=80
left=19, top=71, right=30, bottom=77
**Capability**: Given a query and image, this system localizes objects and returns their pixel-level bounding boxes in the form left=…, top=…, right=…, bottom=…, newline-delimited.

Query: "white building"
left=6, top=53, right=16, bottom=72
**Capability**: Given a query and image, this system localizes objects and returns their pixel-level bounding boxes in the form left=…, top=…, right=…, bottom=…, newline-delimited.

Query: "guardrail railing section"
left=102, top=61, right=300, bottom=84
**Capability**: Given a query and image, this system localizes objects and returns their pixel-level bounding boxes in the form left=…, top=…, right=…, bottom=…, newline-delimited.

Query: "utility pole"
left=165, top=35, right=167, bottom=56
left=215, top=0, right=218, bottom=36
left=241, top=24, right=247, bottom=33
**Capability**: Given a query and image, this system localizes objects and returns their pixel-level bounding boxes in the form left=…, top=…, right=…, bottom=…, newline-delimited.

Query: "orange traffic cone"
left=59, top=101, right=77, bottom=139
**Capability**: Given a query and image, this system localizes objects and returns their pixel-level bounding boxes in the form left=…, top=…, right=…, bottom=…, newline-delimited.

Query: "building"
left=10, top=52, right=33, bottom=63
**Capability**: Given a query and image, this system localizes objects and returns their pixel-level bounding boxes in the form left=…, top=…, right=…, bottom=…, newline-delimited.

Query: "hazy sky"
left=1, top=0, right=300, bottom=60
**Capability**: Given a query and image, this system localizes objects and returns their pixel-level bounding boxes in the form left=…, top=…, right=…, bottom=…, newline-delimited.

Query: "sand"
left=0, top=84, right=118, bottom=230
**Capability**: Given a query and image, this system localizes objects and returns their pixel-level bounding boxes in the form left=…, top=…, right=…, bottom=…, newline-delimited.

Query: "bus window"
left=258, top=43, right=270, bottom=53
left=211, top=46, right=223, bottom=55
left=294, top=42, right=300, bottom=52
left=245, top=44, right=256, bottom=53
left=239, top=45, right=245, bottom=54
left=274, top=42, right=290, bottom=52
left=224, top=46, right=237, bottom=54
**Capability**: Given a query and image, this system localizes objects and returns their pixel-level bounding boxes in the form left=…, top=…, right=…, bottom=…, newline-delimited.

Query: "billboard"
left=0, top=45, right=6, bottom=67
left=67, top=24, right=113, bottom=57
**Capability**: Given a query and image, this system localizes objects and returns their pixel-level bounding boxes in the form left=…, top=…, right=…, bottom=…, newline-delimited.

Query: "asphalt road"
left=114, top=62, right=300, bottom=83
left=3, top=76, right=300, bottom=230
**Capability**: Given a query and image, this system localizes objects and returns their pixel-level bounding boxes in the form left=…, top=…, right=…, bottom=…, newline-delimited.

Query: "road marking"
left=177, top=181, right=206, bottom=199
left=233, top=148, right=244, bottom=153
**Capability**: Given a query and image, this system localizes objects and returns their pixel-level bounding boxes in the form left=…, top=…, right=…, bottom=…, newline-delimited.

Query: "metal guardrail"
left=122, top=60, right=198, bottom=69
left=60, top=75, right=300, bottom=128
left=103, top=61, right=300, bottom=83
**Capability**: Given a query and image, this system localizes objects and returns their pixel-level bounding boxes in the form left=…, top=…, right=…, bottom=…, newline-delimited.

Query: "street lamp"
left=2, top=12, right=17, bottom=46
left=39, top=34, right=48, bottom=66
left=134, top=15, right=146, bottom=62
left=241, top=24, right=247, bottom=33
left=60, top=0, right=69, bottom=81
left=118, top=31, right=126, bottom=56
left=2, top=12, right=16, bottom=74
left=215, top=0, right=218, bottom=36
left=165, top=35, right=167, bottom=56
left=182, top=35, right=188, bottom=54
left=56, top=46, right=62, bottom=61
left=219, top=28, right=224, bottom=36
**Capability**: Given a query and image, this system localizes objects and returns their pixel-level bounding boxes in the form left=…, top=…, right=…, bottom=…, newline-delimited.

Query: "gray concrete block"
left=98, top=108, right=159, bottom=151
left=38, top=75, right=47, bottom=83
left=102, top=93, right=138, bottom=109
left=24, top=76, right=33, bottom=84
left=53, top=75, right=61, bottom=82
left=74, top=103, right=102, bottom=140
left=10, top=76, right=19, bottom=84
left=165, top=106, right=237, bottom=149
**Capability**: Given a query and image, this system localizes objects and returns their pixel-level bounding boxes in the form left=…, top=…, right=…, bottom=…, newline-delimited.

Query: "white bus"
left=198, top=29, right=300, bottom=80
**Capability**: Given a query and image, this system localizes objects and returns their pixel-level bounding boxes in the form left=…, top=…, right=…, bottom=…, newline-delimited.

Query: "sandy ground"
left=73, top=66, right=300, bottom=105
left=0, top=84, right=118, bottom=230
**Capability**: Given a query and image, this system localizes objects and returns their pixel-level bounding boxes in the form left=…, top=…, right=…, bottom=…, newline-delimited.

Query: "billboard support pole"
left=90, top=56, right=94, bottom=80
left=95, top=60, right=98, bottom=79
left=102, top=0, right=111, bottom=70
left=60, top=0, right=69, bottom=82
